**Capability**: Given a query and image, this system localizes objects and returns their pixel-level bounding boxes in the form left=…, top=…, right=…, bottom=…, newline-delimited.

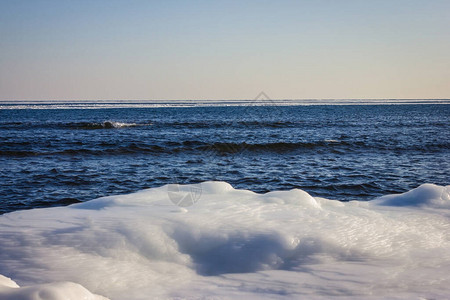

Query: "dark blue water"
left=0, top=104, right=449, bottom=214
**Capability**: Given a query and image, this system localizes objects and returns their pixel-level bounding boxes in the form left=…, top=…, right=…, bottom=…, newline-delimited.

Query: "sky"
left=0, top=0, right=449, bottom=100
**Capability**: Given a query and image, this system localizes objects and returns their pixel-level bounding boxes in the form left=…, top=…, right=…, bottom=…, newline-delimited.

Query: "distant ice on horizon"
left=0, top=99, right=449, bottom=109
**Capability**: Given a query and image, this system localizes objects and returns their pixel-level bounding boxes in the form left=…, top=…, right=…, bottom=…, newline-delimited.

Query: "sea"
left=0, top=99, right=449, bottom=214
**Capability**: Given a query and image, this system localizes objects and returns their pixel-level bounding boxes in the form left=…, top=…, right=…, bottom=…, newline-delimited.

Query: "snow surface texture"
left=0, top=182, right=449, bottom=299
left=0, top=274, right=108, bottom=300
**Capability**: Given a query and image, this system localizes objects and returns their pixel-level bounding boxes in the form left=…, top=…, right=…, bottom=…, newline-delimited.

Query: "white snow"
left=0, top=275, right=108, bottom=300
left=374, top=183, right=450, bottom=208
left=0, top=182, right=449, bottom=299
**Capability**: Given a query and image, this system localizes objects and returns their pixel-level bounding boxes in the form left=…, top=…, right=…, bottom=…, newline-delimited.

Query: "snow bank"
left=0, top=275, right=108, bottom=300
left=374, top=183, right=450, bottom=208
left=0, top=182, right=449, bottom=299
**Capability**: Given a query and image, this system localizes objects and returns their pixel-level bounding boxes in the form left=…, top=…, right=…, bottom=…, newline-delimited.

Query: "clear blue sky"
left=1, top=0, right=449, bottom=100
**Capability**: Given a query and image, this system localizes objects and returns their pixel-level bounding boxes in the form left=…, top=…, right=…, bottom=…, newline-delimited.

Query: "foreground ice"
left=0, top=274, right=107, bottom=300
left=0, top=182, right=449, bottom=299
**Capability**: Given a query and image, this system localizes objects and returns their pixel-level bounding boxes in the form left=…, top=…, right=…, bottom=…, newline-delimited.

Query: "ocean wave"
left=196, top=140, right=354, bottom=153
left=1, top=139, right=448, bottom=157
left=0, top=120, right=327, bottom=130
left=2, top=118, right=449, bottom=131
left=159, top=120, right=301, bottom=128
left=63, top=121, right=151, bottom=130
left=0, top=120, right=295, bottom=130
left=71, top=121, right=142, bottom=129
left=0, top=121, right=151, bottom=130
left=0, top=140, right=357, bottom=157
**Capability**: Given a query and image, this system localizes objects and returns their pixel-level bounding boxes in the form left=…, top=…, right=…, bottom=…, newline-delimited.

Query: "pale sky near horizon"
left=1, top=0, right=449, bottom=100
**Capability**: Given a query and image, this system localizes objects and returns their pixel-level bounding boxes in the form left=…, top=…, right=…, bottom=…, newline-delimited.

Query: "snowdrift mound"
left=0, top=181, right=449, bottom=299
left=374, top=183, right=450, bottom=208
left=0, top=275, right=108, bottom=300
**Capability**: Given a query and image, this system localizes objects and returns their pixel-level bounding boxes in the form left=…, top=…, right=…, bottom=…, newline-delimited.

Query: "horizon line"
left=1, top=98, right=450, bottom=102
